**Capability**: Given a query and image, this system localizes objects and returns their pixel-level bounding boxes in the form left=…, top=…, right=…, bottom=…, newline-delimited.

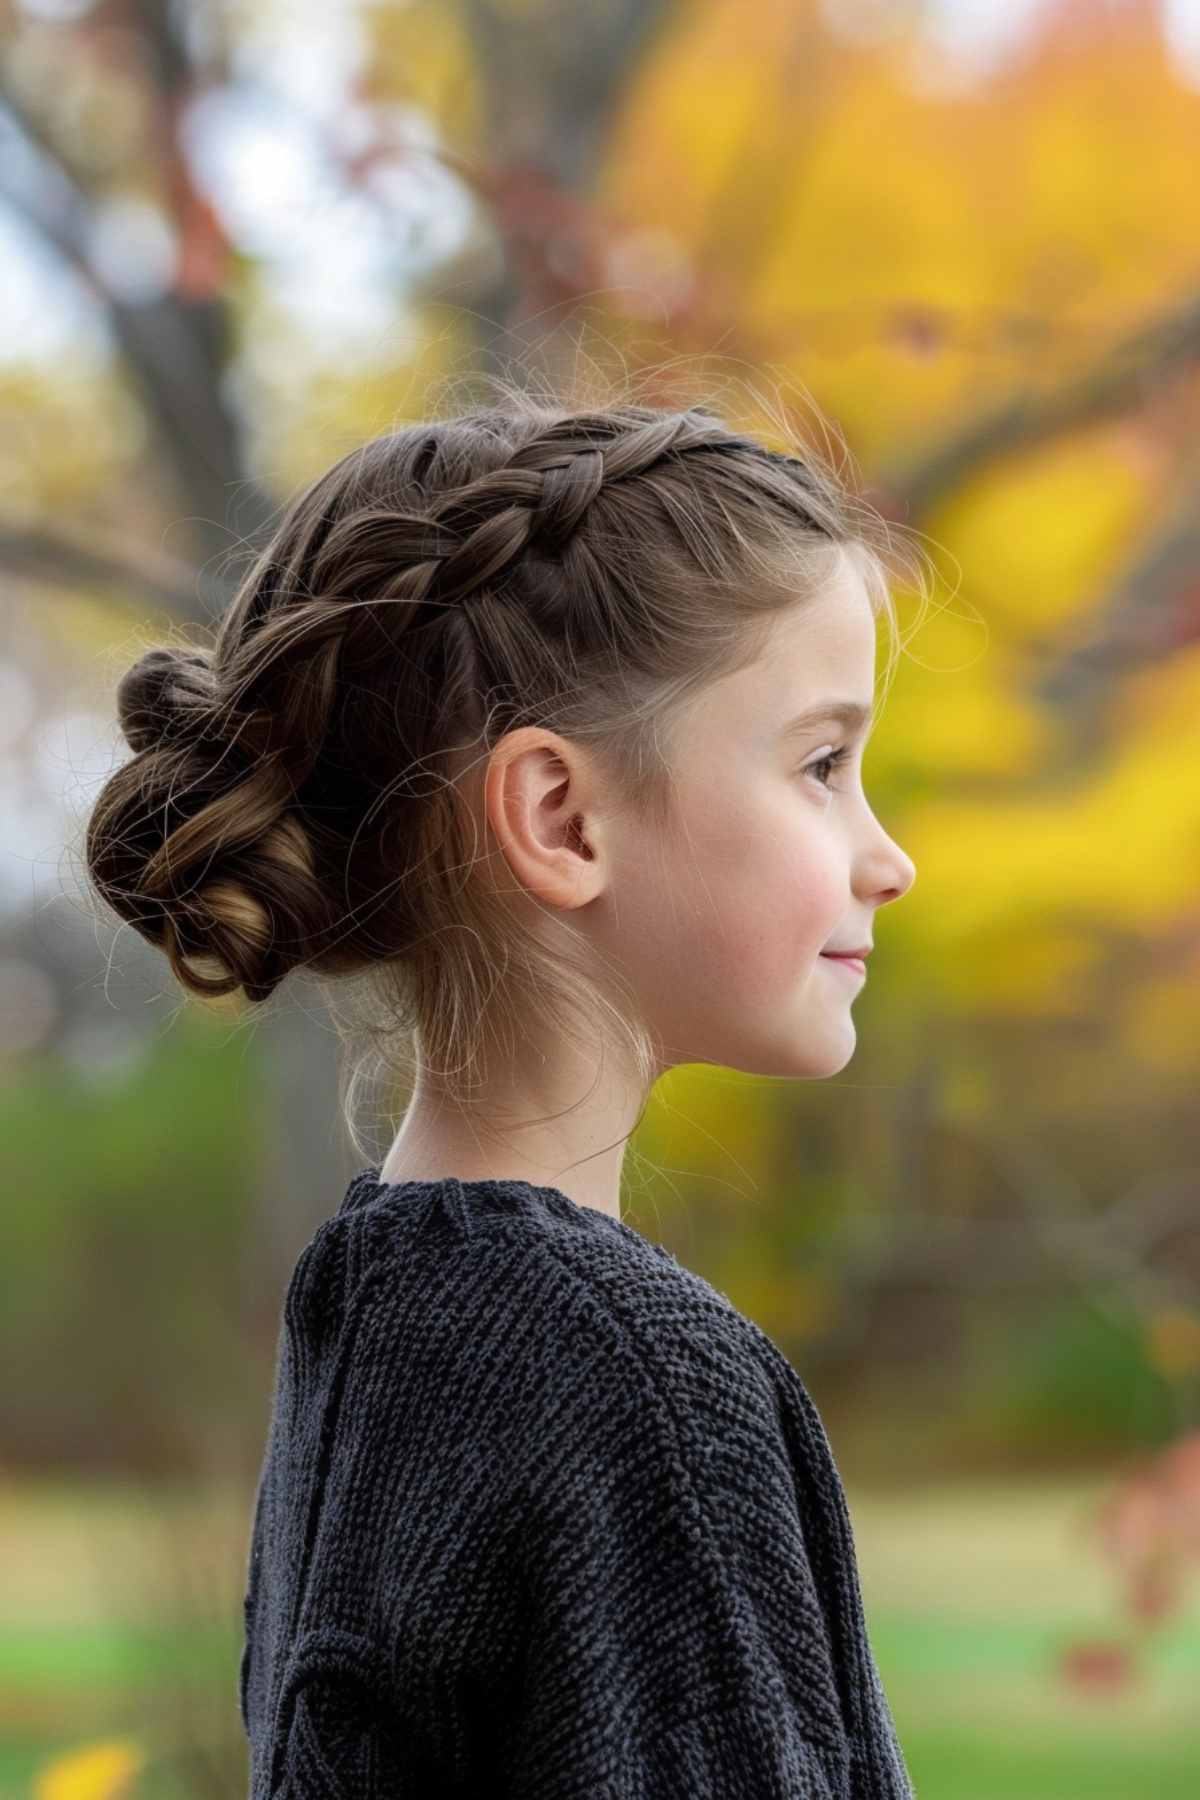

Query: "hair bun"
left=116, top=646, right=217, bottom=755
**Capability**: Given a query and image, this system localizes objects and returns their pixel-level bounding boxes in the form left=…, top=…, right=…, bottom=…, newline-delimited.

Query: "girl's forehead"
left=748, top=577, right=879, bottom=686
left=683, top=596, right=878, bottom=751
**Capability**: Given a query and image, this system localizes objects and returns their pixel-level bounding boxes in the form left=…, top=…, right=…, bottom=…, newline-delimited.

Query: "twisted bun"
left=116, top=645, right=218, bottom=756
left=89, top=637, right=331, bottom=1004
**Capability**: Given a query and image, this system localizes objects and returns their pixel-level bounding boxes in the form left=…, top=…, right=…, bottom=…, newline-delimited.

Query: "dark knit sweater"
left=238, top=1170, right=915, bottom=1798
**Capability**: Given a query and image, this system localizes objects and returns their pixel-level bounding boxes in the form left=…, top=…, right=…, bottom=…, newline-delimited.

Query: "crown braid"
left=208, top=413, right=720, bottom=765
left=393, top=413, right=708, bottom=616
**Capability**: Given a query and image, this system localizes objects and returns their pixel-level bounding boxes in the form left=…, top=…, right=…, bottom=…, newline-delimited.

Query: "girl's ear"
left=482, top=728, right=608, bottom=912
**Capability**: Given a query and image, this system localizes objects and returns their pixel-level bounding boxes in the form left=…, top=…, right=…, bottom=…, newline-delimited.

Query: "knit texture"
left=238, top=1170, right=916, bottom=1798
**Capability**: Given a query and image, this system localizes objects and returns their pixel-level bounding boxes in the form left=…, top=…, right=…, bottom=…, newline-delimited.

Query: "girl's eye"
left=803, top=745, right=851, bottom=790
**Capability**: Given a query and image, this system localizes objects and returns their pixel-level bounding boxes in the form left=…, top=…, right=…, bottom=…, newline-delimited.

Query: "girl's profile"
left=84, top=372, right=922, bottom=1797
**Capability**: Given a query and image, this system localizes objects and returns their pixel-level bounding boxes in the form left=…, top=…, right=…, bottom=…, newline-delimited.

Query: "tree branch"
left=0, top=516, right=235, bottom=616
left=1030, top=459, right=1200, bottom=738
left=877, top=287, right=1200, bottom=523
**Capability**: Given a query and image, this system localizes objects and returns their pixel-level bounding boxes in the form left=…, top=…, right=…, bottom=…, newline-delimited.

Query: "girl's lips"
left=821, top=954, right=867, bottom=978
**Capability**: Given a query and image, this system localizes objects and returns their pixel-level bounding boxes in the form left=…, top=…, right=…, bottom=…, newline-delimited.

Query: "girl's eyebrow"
left=778, top=701, right=874, bottom=740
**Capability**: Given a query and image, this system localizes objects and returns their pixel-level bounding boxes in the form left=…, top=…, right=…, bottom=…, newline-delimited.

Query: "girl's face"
left=598, top=556, right=916, bottom=1080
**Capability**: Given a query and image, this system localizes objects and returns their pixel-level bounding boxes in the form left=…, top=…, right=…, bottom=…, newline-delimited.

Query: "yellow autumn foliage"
left=33, top=1739, right=144, bottom=1800
left=925, top=432, right=1158, bottom=636
left=604, top=0, right=1200, bottom=460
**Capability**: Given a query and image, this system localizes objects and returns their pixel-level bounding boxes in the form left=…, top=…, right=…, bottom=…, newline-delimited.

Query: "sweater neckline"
left=340, top=1166, right=677, bottom=1263
left=343, top=1165, right=600, bottom=1220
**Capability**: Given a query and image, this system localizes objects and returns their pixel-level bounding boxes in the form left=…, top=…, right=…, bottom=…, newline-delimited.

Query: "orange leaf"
left=1058, top=1639, right=1138, bottom=1694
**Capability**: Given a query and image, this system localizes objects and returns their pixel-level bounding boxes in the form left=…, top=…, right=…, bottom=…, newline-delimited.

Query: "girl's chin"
left=744, top=1025, right=858, bottom=1081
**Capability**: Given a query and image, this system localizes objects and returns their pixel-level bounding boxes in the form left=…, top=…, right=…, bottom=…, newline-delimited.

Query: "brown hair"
left=83, top=370, right=927, bottom=1156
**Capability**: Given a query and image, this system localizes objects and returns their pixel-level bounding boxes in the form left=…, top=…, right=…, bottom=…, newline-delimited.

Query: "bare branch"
left=878, top=287, right=1200, bottom=522
left=0, top=516, right=236, bottom=616
left=0, top=11, right=261, bottom=587
left=1030, top=460, right=1200, bottom=738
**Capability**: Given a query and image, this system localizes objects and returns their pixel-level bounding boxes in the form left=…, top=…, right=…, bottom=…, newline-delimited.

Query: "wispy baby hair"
left=84, top=370, right=923, bottom=1150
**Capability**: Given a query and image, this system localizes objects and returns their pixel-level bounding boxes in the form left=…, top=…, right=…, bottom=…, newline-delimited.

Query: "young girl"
left=86, top=383, right=920, bottom=1797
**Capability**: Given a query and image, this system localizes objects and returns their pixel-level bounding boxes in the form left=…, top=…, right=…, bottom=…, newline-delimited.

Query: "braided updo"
left=84, top=374, right=922, bottom=1134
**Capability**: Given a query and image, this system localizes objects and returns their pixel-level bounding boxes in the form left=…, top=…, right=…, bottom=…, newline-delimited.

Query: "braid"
left=203, top=405, right=769, bottom=799
left=388, top=408, right=745, bottom=618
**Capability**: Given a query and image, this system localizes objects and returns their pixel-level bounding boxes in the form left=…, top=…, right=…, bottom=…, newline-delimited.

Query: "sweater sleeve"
left=498, top=1289, right=854, bottom=1800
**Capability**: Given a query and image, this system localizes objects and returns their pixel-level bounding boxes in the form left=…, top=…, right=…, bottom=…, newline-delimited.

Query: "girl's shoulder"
left=328, top=1168, right=822, bottom=1428
left=337, top=1171, right=778, bottom=1377
left=280, top=1168, right=832, bottom=1521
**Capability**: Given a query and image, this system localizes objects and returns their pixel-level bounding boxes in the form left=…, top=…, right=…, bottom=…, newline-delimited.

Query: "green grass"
left=0, top=1621, right=232, bottom=1688
left=899, top=1724, right=1200, bottom=1800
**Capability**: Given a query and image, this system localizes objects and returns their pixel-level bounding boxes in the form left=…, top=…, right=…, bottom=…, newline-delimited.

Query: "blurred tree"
left=0, top=0, right=1198, bottom=1482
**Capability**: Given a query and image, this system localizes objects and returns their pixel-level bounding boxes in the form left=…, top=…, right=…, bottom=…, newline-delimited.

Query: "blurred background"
left=3, top=0, right=1200, bottom=1794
